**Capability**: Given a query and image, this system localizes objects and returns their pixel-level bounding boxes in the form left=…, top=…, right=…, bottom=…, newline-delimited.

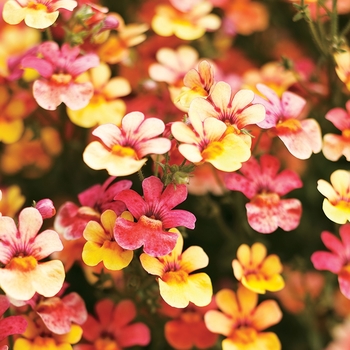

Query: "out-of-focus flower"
left=311, top=224, right=350, bottom=299
left=317, top=170, right=350, bottom=224
left=0, top=85, right=36, bottom=144
left=82, top=209, right=134, bottom=270
left=74, top=299, right=150, bottom=350
left=14, top=311, right=82, bottom=350
left=0, top=127, right=62, bottom=178
left=54, top=177, right=132, bottom=240
left=114, top=176, right=196, bottom=257
left=35, top=292, right=87, bottom=335
left=325, top=317, right=350, bottom=350
left=204, top=285, right=282, bottom=350
left=175, top=60, right=215, bottom=110
left=274, top=267, right=325, bottom=314
left=171, top=105, right=252, bottom=172
left=222, top=0, right=269, bottom=36
left=0, top=207, right=65, bottom=301
left=322, top=100, right=350, bottom=161
left=34, top=198, right=56, bottom=219
left=232, top=242, right=285, bottom=293
left=151, top=0, right=221, bottom=41
left=140, top=228, right=212, bottom=308
left=0, top=295, right=27, bottom=344
left=161, top=300, right=218, bottom=349
left=225, top=154, right=303, bottom=233
left=83, top=111, right=171, bottom=177
left=67, top=62, right=131, bottom=128
left=2, top=0, right=77, bottom=29
left=242, top=61, right=297, bottom=97
left=21, top=41, right=99, bottom=110
left=254, top=83, right=322, bottom=159
left=334, top=46, right=350, bottom=91
left=0, top=185, right=25, bottom=217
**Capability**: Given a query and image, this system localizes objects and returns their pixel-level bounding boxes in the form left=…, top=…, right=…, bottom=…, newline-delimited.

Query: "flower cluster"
left=0, top=0, right=350, bottom=349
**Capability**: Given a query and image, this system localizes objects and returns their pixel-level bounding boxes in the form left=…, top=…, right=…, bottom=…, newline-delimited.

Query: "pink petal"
left=68, top=54, right=100, bottom=77
left=0, top=315, right=27, bottom=340
left=273, top=169, right=303, bottom=196
left=210, top=81, right=232, bottom=111
left=339, top=269, right=350, bottom=299
left=159, top=181, right=189, bottom=211
left=61, top=82, right=94, bottom=110
left=33, top=80, right=63, bottom=110
left=320, top=231, right=344, bottom=255
left=21, top=56, right=53, bottom=78
left=0, top=216, right=18, bottom=263
left=325, top=107, right=350, bottom=131
left=246, top=201, right=279, bottom=234
left=78, top=184, right=101, bottom=207
left=35, top=199, right=56, bottom=219
left=95, top=299, right=114, bottom=329
left=224, top=172, right=258, bottom=199
left=134, top=117, right=166, bottom=140
left=281, top=91, right=306, bottom=119
left=142, top=176, right=164, bottom=204
left=161, top=209, right=196, bottom=229
left=117, top=323, right=151, bottom=347
left=18, top=207, right=43, bottom=246
left=340, top=224, right=350, bottom=257
left=311, top=251, right=343, bottom=273
left=136, top=138, right=171, bottom=157
left=31, top=229, right=63, bottom=260
left=259, top=154, right=281, bottom=179
left=0, top=295, right=9, bottom=316
left=112, top=299, right=136, bottom=328
left=276, top=198, right=302, bottom=231
left=114, top=189, right=146, bottom=219
left=92, top=124, right=122, bottom=148
left=300, top=119, right=322, bottom=154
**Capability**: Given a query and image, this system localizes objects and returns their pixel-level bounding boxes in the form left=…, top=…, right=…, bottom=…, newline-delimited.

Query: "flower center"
left=201, top=141, right=224, bottom=160
left=27, top=1, right=48, bottom=11
left=95, top=337, right=121, bottom=350
left=276, top=118, right=302, bottom=134
left=163, top=269, right=188, bottom=284
left=7, top=255, right=38, bottom=272
left=112, top=144, right=137, bottom=158
left=51, top=73, right=72, bottom=85
left=230, top=327, right=257, bottom=345
left=342, top=128, right=350, bottom=140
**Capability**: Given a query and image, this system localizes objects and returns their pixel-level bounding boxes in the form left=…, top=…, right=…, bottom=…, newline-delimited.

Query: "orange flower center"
left=51, top=74, right=72, bottom=85
left=201, top=141, right=224, bottom=160
left=342, top=128, right=350, bottom=140
left=163, top=270, right=188, bottom=284
left=181, top=311, right=202, bottom=323
left=112, top=144, right=137, bottom=158
left=275, top=118, right=302, bottom=134
left=230, top=327, right=257, bottom=344
left=27, top=1, right=48, bottom=11
left=95, top=337, right=121, bottom=350
left=7, top=255, right=38, bottom=272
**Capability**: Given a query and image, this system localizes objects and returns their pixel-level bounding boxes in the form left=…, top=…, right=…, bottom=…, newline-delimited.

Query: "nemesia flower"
left=83, top=111, right=171, bottom=177
left=35, top=292, right=87, bottom=334
left=74, top=299, right=150, bottom=350
left=2, top=0, right=77, bottom=29
left=54, top=177, right=132, bottom=240
left=21, top=41, right=99, bottom=110
left=322, top=100, right=350, bottom=161
left=274, top=267, right=324, bottom=314
left=151, top=0, right=221, bottom=40
left=225, top=154, right=303, bottom=233
left=34, top=198, right=56, bottom=219
left=0, top=207, right=65, bottom=300
left=0, top=185, right=25, bottom=217
left=171, top=106, right=252, bottom=172
left=67, top=62, right=132, bottom=128
left=175, top=60, right=215, bottom=110
left=140, top=228, right=212, bottom=308
left=0, top=295, right=27, bottom=344
left=334, top=46, right=350, bottom=91
left=161, top=300, right=218, bottom=349
left=253, top=83, right=322, bottom=159
left=204, top=285, right=283, bottom=350
left=114, top=176, right=196, bottom=257
left=311, top=224, right=350, bottom=299
left=82, top=209, right=134, bottom=270
left=14, top=311, right=82, bottom=350
left=317, top=169, right=350, bottom=224
left=232, top=242, right=285, bottom=294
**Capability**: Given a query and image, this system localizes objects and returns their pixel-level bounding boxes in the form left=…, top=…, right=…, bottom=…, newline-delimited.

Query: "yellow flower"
left=232, top=243, right=285, bottom=294
left=140, top=228, right=212, bottom=308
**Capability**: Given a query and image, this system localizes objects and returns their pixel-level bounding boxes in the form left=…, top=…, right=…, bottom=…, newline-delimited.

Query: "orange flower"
left=0, top=185, right=25, bottom=217
left=204, top=285, right=282, bottom=350
left=140, top=228, right=212, bottom=308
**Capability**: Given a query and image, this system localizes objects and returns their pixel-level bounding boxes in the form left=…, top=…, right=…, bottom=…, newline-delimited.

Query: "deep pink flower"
left=34, top=198, right=56, bottom=219
left=253, top=84, right=322, bottom=159
left=311, top=224, right=350, bottom=299
left=54, top=177, right=132, bottom=240
left=21, top=41, right=99, bottom=110
left=114, top=176, right=196, bottom=257
left=0, top=295, right=27, bottom=342
left=225, top=154, right=303, bottom=233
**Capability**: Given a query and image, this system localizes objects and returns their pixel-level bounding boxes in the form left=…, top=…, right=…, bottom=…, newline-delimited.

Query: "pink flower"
left=311, top=224, right=350, bottom=299
left=34, top=198, right=56, bottom=219
left=75, top=299, right=150, bottom=350
left=21, top=41, right=99, bottom=110
left=83, top=111, right=171, bottom=176
left=225, top=154, right=303, bottom=233
left=114, top=176, right=196, bottom=257
left=54, top=177, right=132, bottom=240
left=254, top=83, right=322, bottom=159
left=0, top=207, right=65, bottom=300
left=323, top=100, right=350, bottom=161
left=0, top=295, right=27, bottom=343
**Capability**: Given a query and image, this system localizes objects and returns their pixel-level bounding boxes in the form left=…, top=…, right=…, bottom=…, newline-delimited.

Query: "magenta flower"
left=0, top=207, right=65, bottom=300
left=114, top=176, right=196, bottom=257
left=21, top=41, right=99, bottom=110
left=54, top=177, right=132, bottom=240
left=0, top=295, right=27, bottom=343
left=253, top=84, right=322, bottom=159
left=311, top=224, right=350, bottom=299
left=224, top=154, right=303, bottom=233
left=322, top=100, right=350, bottom=161
left=83, top=111, right=171, bottom=176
